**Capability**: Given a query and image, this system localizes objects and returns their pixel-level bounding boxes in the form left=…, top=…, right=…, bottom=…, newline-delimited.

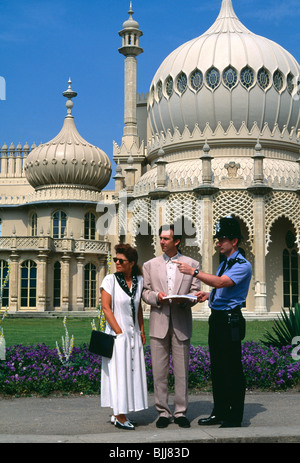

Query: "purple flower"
left=0, top=342, right=299, bottom=396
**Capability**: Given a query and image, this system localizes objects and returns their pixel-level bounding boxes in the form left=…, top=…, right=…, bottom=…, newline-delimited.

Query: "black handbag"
left=89, top=329, right=115, bottom=358
left=89, top=275, right=116, bottom=358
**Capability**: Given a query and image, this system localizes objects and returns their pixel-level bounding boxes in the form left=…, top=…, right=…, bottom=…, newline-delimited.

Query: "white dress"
left=100, top=274, right=148, bottom=415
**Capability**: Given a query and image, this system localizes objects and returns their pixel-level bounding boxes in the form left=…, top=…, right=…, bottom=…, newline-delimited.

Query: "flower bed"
left=0, top=342, right=299, bottom=397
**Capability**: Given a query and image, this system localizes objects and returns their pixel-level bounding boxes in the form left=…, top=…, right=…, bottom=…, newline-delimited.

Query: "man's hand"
left=195, top=291, right=210, bottom=303
left=173, top=261, right=194, bottom=276
left=157, top=291, right=167, bottom=302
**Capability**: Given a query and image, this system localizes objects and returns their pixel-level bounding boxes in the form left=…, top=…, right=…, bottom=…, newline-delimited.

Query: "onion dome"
left=148, top=0, right=300, bottom=137
left=24, top=79, right=112, bottom=191
left=122, top=1, right=140, bottom=30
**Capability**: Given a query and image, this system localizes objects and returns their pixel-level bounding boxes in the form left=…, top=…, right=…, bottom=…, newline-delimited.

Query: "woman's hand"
left=141, top=332, right=146, bottom=346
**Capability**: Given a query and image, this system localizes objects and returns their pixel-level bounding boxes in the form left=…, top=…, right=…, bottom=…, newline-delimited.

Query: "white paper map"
left=162, top=295, right=197, bottom=302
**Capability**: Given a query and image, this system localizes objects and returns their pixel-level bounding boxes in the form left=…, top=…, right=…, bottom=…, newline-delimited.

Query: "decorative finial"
left=129, top=1, right=133, bottom=15
left=255, top=137, right=262, bottom=152
left=203, top=139, right=211, bottom=153
left=63, top=78, right=77, bottom=116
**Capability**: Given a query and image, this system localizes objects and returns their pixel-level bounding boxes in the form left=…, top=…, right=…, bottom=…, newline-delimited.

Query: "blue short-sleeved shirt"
left=209, top=250, right=252, bottom=311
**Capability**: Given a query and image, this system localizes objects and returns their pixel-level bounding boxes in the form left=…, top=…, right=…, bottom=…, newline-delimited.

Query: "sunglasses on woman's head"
left=113, top=257, right=129, bottom=264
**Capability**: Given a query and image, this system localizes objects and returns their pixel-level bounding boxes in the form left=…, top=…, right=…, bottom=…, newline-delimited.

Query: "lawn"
left=1, top=317, right=299, bottom=395
left=2, top=316, right=274, bottom=348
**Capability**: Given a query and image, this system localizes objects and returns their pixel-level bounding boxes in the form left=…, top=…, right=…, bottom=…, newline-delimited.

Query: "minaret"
left=118, top=1, right=143, bottom=142
left=114, top=2, right=145, bottom=187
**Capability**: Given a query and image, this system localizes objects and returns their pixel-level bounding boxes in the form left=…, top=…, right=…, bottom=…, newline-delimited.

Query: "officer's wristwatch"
left=193, top=269, right=199, bottom=277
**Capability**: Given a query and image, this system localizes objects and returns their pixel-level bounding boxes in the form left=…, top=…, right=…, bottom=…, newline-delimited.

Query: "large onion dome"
left=148, top=0, right=300, bottom=137
left=24, top=80, right=112, bottom=191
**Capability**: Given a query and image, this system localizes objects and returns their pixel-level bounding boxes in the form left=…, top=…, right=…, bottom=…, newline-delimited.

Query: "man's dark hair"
left=159, top=224, right=182, bottom=248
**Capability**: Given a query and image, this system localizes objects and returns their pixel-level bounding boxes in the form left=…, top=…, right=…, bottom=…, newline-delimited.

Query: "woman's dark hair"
left=114, top=243, right=142, bottom=276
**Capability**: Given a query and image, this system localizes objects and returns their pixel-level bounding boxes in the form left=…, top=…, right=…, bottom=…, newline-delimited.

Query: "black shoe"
left=198, top=415, right=222, bottom=426
left=111, top=415, right=137, bottom=426
left=219, top=421, right=241, bottom=428
left=114, top=419, right=135, bottom=430
left=174, top=416, right=190, bottom=428
left=156, top=416, right=170, bottom=428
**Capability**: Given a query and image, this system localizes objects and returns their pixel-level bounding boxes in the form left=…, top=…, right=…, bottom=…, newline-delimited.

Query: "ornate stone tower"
left=113, top=2, right=146, bottom=189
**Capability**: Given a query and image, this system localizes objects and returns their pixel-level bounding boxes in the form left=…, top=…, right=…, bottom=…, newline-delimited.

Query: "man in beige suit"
left=142, top=225, right=200, bottom=429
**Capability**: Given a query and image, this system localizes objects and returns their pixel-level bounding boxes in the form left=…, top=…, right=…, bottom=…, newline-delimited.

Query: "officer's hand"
left=173, top=261, right=193, bottom=275
left=195, top=291, right=210, bottom=303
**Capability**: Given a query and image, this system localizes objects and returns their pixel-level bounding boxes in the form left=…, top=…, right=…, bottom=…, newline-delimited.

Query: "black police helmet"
left=214, top=217, right=243, bottom=240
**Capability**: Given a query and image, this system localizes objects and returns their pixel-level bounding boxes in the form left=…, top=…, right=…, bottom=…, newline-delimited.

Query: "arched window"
left=176, top=72, right=187, bottom=94
left=84, top=212, right=96, bottom=240
left=84, top=263, right=96, bottom=308
left=206, top=67, right=220, bottom=90
left=31, top=213, right=37, bottom=236
left=0, top=260, right=9, bottom=307
left=283, top=250, right=299, bottom=307
left=165, top=75, right=174, bottom=97
left=223, top=66, right=238, bottom=90
left=53, top=262, right=61, bottom=307
left=156, top=81, right=163, bottom=101
left=52, top=211, right=67, bottom=238
left=283, top=231, right=299, bottom=307
left=257, top=67, right=270, bottom=90
left=21, top=260, right=37, bottom=308
left=190, top=69, right=203, bottom=92
left=240, top=66, right=255, bottom=89
left=273, top=70, right=284, bottom=92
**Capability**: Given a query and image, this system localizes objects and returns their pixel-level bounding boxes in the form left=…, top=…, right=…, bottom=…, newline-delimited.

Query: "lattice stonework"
left=166, top=193, right=201, bottom=258
left=265, top=191, right=300, bottom=253
left=130, top=193, right=201, bottom=255
left=213, top=191, right=254, bottom=248
left=130, top=197, right=152, bottom=247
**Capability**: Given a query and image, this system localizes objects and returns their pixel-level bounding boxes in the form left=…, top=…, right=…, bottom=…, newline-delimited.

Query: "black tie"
left=210, top=259, right=227, bottom=303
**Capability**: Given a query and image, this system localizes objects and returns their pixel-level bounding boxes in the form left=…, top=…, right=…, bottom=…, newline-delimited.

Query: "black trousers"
left=208, top=309, right=246, bottom=423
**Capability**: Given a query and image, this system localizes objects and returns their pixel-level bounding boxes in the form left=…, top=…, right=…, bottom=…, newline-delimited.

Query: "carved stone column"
left=37, top=252, right=48, bottom=312
left=124, top=155, right=137, bottom=193
left=76, top=254, right=85, bottom=311
left=247, top=141, right=272, bottom=313
left=198, top=196, right=215, bottom=314
left=61, top=253, right=71, bottom=311
left=8, top=252, right=19, bottom=312
left=193, top=142, right=219, bottom=314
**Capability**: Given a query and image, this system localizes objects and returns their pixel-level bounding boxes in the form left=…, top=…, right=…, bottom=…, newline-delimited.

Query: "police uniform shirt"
left=209, top=250, right=252, bottom=311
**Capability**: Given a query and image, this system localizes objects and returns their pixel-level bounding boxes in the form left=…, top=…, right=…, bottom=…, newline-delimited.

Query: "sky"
left=0, top=0, right=299, bottom=190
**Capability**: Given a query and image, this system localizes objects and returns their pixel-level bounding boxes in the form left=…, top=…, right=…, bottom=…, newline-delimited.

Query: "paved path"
left=0, top=391, right=299, bottom=444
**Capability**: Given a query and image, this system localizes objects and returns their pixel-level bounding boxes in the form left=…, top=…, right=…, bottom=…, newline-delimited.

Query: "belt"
left=210, top=306, right=241, bottom=316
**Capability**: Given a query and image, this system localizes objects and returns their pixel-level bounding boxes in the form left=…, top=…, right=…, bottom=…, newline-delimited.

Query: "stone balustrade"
left=0, top=236, right=110, bottom=254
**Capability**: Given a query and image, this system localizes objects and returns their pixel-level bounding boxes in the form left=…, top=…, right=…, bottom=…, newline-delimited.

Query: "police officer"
left=175, top=216, right=252, bottom=427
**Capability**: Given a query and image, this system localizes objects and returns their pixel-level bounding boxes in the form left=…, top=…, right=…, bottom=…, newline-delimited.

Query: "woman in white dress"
left=100, top=243, right=148, bottom=430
